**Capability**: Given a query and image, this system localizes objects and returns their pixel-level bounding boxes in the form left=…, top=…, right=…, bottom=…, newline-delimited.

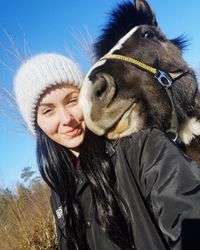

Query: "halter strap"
left=99, top=54, right=187, bottom=88
left=100, top=54, right=157, bottom=74
left=98, top=54, right=188, bottom=142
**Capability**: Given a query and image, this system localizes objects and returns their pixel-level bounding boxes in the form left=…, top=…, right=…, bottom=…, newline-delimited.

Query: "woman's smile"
left=61, top=124, right=83, bottom=137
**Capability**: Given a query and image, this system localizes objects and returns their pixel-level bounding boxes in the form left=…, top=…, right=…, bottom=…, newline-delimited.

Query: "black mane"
left=94, top=1, right=157, bottom=60
left=170, top=34, right=189, bottom=52
left=93, top=1, right=189, bottom=59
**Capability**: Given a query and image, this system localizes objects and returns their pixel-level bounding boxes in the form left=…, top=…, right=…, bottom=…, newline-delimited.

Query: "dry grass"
left=0, top=182, right=57, bottom=250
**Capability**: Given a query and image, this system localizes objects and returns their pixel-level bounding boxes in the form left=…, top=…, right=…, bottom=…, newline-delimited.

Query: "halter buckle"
left=155, top=70, right=173, bottom=88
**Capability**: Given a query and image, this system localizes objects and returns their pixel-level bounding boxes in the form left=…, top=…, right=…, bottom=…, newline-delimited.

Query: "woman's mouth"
left=62, top=125, right=82, bottom=137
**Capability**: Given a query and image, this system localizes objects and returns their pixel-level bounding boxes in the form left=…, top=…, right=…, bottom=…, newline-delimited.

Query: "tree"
left=21, top=166, right=41, bottom=185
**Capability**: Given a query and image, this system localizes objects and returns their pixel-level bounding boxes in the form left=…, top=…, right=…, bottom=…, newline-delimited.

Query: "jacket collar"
left=105, top=139, right=117, bottom=158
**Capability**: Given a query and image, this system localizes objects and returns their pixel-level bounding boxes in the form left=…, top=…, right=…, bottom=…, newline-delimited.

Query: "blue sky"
left=0, top=0, right=200, bottom=188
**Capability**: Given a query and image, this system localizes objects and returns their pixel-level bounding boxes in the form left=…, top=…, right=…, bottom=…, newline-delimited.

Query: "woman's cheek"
left=38, top=116, right=57, bottom=135
left=75, top=104, right=84, bottom=121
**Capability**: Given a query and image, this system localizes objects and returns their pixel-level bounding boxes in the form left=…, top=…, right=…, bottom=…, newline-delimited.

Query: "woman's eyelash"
left=67, top=97, right=78, bottom=104
left=42, top=108, right=53, bottom=114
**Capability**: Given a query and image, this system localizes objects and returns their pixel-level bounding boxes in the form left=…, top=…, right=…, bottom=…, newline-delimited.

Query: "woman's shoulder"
left=107, top=128, right=160, bottom=168
left=113, top=127, right=170, bottom=150
left=110, top=127, right=191, bottom=168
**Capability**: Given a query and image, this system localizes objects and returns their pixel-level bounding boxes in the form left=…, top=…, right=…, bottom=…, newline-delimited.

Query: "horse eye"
left=142, top=30, right=155, bottom=39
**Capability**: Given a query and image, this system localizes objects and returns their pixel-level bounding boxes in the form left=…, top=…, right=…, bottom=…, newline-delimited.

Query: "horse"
left=80, top=0, right=200, bottom=164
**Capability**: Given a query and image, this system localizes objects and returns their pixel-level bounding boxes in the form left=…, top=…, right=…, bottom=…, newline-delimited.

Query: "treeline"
left=0, top=168, right=57, bottom=249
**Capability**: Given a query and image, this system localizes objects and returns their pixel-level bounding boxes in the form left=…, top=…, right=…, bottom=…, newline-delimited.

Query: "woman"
left=14, top=53, right=200, bottom=250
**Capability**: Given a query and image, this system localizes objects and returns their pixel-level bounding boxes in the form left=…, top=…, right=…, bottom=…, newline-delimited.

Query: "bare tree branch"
left=69, top=26, right=95, bottom=65
left=15, top=19, right=32, bottom=60
left=0, top=85, right=29, bottom=134
left=63, top=43, right=76, bottom=62
left=0, top=24, right=25, bottom=64
left=0, top=24, right=31, bottom=135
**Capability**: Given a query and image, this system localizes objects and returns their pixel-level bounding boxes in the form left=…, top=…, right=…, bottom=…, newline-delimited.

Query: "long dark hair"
left=36, top=124, right=134, bottom=249
left=36, top=124, right=89, bottom=249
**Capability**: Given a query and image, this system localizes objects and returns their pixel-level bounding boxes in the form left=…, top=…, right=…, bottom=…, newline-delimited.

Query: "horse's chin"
left=105, top=117, right=130, bottom=139
left=86, top=113, right=130, bottom=138
left=86, top=102, right=141, bottom=139
left=105, top=103, right=137, bottom=139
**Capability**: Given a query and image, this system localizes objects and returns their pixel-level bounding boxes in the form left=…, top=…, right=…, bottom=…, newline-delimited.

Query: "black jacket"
left=50, top=128, right=200, bottom=249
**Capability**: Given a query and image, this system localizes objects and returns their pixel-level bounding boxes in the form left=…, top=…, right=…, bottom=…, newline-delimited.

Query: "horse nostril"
left=91, top=73, right=115, bottom=104
left=95, top=81, right=108, bottom=99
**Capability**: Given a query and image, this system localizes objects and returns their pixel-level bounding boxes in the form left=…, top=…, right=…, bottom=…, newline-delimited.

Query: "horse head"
left=80, top=0, right=200, bottom=147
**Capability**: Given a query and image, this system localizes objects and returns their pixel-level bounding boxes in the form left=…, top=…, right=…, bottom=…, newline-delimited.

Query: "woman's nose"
left=58, top=108, right=72, bottom=125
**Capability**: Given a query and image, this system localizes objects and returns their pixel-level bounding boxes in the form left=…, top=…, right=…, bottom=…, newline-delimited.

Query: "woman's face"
left=37, top=83, right=86, bottom=156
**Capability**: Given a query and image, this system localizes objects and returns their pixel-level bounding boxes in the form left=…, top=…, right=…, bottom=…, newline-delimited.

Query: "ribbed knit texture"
left=14, top=53, right=84, bottom=134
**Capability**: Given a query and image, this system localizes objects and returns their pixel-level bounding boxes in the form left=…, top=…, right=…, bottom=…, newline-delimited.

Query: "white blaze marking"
left=84, top=26, right=139, bottom=85
left=108, top=26, right=139, bottom=55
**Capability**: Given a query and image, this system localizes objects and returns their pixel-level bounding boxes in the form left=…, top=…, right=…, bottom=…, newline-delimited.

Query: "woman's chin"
left=61, top=132, right=85, bottom=153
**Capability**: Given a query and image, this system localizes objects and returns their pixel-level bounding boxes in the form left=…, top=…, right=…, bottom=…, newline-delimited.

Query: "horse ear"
left=134, top=0, right=158, bottom=26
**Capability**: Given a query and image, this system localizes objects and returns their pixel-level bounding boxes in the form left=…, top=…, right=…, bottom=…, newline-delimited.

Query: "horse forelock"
left=94, top=0, right=156, bottom=60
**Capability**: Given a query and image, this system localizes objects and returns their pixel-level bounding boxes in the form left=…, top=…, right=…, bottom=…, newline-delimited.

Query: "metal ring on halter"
left=155, top=70, right=173, bottom=88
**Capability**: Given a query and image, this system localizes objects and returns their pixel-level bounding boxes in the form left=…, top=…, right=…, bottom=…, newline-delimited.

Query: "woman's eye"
left=142, top=30, right=155, bottom=39
left=68, top=98, right=78, bottom=104
left=42, top=109, right=53, bottom=115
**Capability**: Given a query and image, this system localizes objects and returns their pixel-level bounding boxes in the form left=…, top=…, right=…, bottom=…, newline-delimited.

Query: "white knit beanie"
left=14, top=53, right=84, bottom=134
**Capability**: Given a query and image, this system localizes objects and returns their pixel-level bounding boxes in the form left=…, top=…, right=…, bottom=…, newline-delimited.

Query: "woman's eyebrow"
left=38, top=90, right=79, bottom=107
left=38, top=103, right=54, bottom=107
left=63, top=91, right=79, bottom=100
